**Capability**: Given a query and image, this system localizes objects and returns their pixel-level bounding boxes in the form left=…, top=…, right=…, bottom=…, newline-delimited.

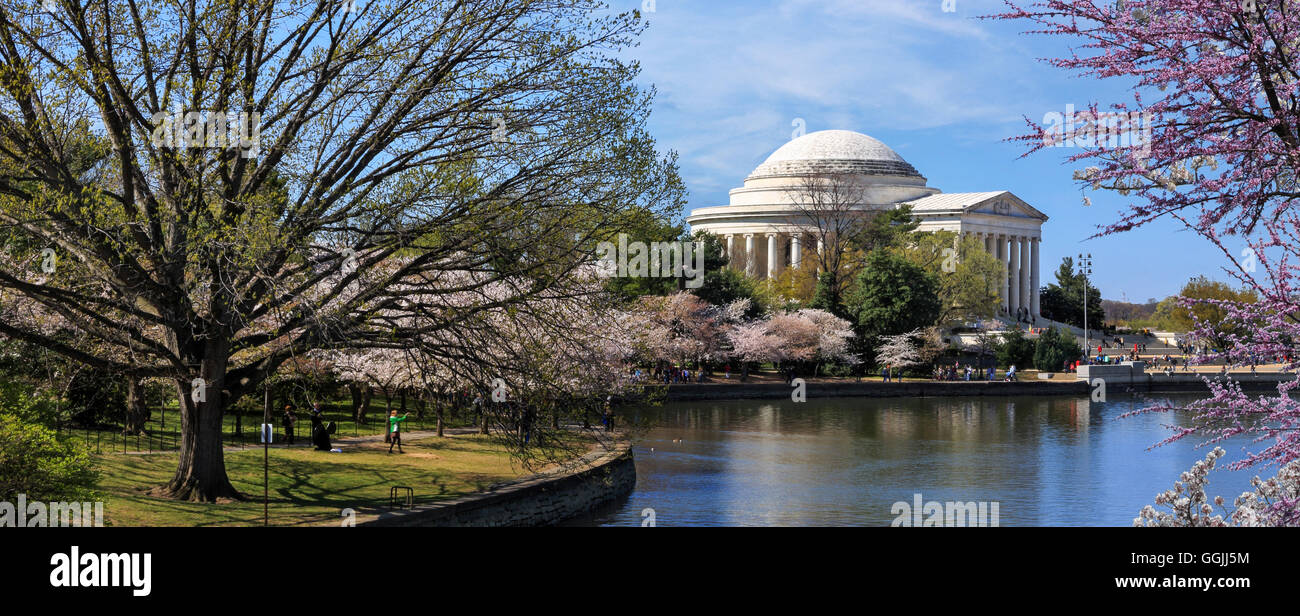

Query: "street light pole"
left=263, top=383, right=270, bottom=527
left=1077, top=253, right=1093, bottom=358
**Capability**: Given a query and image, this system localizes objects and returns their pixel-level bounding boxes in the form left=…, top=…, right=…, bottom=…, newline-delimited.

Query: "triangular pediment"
left=967, top=192, right=1048, bottom=221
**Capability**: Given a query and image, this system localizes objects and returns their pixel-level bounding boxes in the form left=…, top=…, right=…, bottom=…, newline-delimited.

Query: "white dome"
left=748, top=130, right=920, bottom=179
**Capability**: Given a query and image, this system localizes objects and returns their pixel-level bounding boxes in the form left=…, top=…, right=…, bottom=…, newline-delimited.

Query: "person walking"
left=387, top=409, right=408, bottom=454
left=282, top=405, right=297, bottom=445
left=520, top=405, right=536, bottom=445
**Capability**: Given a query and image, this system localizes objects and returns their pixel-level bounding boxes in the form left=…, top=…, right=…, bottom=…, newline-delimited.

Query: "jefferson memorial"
left=686, top=130, right=1048, bottom=320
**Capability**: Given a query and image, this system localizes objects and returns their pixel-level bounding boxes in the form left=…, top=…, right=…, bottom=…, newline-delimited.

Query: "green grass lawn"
left=57, top=400, right=478, bottom=454
left=93, top=433, right=537, bottom=526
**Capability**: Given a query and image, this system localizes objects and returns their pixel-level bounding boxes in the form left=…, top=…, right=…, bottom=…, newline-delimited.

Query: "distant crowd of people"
left=929, top=361, right=1014, bottom=382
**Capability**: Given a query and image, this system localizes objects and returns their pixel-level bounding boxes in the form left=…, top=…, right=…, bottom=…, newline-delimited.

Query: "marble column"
left=767, top=232, right=780, bottom=279
left=790, top=233, right=802, bottom=270
left=816, top=237, right=825, bottom=273
left=997, top=235, right=1009, bottom=314
left=1031, top=237, right=1041, bottom=318
left=744, top=234, right=755, bottom=278
left=725, top=234, right=735, bottom=268
left=1009, top=236, right=1021, bottom=316
left=1019, top=236, right=1031, bottom=314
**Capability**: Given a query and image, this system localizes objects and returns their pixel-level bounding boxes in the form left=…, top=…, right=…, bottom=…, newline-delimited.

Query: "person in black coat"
left=310, top=403, right=332, bottom=451
left=282, top=406, right=297, bottom=445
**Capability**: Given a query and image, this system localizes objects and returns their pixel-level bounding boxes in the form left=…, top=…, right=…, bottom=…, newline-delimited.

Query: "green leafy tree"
left=938, top=234, right=1004, bottom=323
left=602, top=216, right=687, bottom=299
left=0, top=3, right=682, bottom=501
left=0, top=381, right=58, bottom=427
left=1033, top=327, right=1082, bottom=372
left=898, top=231, right=1002, bottom=324
left=0, top=414, right=98, bottom=502
left=855, top=203, right=921, bottom=253
left=897, top=229, right=955, bottom=273
left=1148, top=296, right=1181, bottom=331
left=1040, top=257, right=1105, bottom=328
left=810, top=271, right=846, bottom=318
left=693, top=268, right=759, bottom=314
left=677, top=230, right=760, bottom=315
left=995, top=327, right=1036, bottom=369
left=1159, top=276, right=1259, bottom=348
left=847, top=250, right=941, bottom=339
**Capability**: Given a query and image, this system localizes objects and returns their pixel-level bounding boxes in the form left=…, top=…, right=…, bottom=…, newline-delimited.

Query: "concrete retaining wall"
left=663, top=380, right=1091, bottom=401
left=1079, top=361, right=1297, bottom=388
left=361, top=444, right=635, bottom=527
left=661, top=373, right=1294, bottom=402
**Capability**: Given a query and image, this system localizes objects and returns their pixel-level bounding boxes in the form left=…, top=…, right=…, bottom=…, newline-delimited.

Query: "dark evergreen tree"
left=1039, top=256, right=1105, bottom=328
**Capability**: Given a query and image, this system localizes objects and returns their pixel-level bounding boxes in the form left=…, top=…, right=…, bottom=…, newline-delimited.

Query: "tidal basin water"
left=579, top=394, right=1266, bottom=527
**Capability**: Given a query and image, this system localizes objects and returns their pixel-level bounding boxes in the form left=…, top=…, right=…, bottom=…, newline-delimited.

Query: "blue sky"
left=616, top=0, right=1243, bottom=302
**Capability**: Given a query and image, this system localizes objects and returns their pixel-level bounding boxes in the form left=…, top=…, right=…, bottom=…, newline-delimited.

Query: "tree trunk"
left=165, top=343, right=242, bottom=502
left=123, top=377, right=149, bottom=435
left=348, top=382, right=363, bottom=420
left=436, top=405, right=445, bottom=438
left=480, top=404, right=489, bottom=435
left=358, top=387, right=372, bottom=424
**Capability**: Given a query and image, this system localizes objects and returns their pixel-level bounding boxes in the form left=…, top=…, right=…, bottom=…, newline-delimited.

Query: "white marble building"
left=686, top=130, right=1048, bottom=319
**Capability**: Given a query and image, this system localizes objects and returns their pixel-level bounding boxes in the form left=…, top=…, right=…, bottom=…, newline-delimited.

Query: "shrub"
left=0, top=381, right=59, bottom=427
left=0, top=414, right=99, bottom=502
left=995, top=328, right=1035, bottom=368
left=1033, top=327, right=1080, bottom=372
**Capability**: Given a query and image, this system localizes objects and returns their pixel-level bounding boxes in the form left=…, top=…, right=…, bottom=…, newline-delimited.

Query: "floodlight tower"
left=1077, top=253, right=1094, bottom=357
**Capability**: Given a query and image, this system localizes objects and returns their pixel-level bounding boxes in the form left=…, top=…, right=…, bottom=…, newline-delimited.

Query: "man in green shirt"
left=388, top=409, right=409, bottom=454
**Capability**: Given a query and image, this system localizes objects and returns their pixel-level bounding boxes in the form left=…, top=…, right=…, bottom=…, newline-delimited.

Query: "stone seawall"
left=1078, top=361, right=1299, bottom=388
left=660, top=376, right=1291, bottom=402
left=360, top=444, right=635, bottom=527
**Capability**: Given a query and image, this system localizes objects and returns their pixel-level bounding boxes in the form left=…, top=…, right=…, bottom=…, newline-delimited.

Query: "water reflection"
left=581, top=394, right=1259, bottom=527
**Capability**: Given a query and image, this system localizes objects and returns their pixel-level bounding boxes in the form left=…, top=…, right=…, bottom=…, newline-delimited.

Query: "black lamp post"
left=1077, top=253, right=1094, bottom=355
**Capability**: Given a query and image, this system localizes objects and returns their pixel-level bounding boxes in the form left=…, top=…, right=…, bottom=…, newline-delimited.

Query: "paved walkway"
left=110, top=426, right=487, bottom=456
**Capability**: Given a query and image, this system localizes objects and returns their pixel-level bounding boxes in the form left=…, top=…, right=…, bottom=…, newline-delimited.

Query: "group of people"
left=650, top=365, right=705, bottom=384
left=280, top=402, right=335, bottom=451
left=280, top=401, right=413, bottom=453
left=926, top=363, right=1013, bottom=381
left=1007, top=306, right=1038, bottom=325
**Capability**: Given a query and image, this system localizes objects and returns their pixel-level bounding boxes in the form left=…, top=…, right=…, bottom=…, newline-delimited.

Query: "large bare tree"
left=783, top=172, right=880, bottom=307
left=0, top=0, right=681, bottom=500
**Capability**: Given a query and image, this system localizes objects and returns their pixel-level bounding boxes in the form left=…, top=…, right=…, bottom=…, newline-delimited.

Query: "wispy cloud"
left=608, top=0, right=1228, bottom=299
left=628, top=0, right=1047, bottom=208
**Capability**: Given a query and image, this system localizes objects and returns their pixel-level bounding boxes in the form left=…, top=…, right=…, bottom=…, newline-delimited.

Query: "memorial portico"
left=687, top=130, right=1048, bottom=319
